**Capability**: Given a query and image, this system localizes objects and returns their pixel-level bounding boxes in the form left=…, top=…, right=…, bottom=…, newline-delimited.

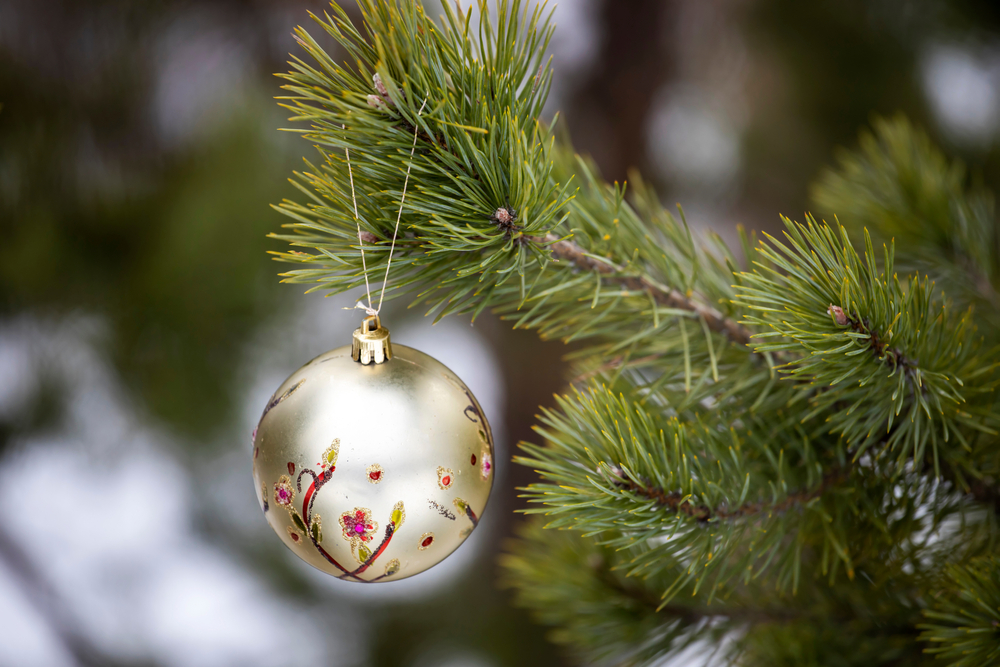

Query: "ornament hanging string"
left=345, top=97, right=428, bottom=317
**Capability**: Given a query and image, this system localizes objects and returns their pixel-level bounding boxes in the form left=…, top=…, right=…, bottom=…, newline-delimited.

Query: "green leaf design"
left=390, top=501, right=405, bottom=528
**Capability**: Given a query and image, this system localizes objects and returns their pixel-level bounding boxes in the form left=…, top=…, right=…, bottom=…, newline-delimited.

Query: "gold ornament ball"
left=251, top=320, right=494, bottom=583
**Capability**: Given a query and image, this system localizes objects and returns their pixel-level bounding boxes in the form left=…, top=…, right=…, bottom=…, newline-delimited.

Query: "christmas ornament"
left=251, top=314, right=494, bottom=582
left=252, top=99, right=494, bottom=582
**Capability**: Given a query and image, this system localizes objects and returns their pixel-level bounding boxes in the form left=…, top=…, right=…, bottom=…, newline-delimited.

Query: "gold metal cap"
left=352, top=315, right=392, bottom=365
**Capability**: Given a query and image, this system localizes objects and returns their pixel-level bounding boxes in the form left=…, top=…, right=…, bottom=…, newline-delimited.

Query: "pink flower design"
left=339, top=507, right=378, bottom=544
left=273, top=475, right=295, bottom=508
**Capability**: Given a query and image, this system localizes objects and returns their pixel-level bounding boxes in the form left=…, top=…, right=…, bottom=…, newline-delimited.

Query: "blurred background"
left=2, top=0, right=1000, bottom=665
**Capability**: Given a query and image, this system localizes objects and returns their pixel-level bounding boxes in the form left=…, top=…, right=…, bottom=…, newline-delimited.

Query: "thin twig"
left=530, top=233, right=754, bottom=346
left=611, top=466, right=847, bottom=523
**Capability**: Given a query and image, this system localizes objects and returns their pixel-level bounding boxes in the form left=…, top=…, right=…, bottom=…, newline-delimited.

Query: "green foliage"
left=272, top=2, right=1000, bottom=665
left=501, top=520, right=730, bottom=667
left=518, top=384, right=839, bottom=600
left=272, top=0, right=570, bottom=316
left=811, top=116, right=1000, bottom=332
left=920, top=557, right=1000, bottom=666
left=736, top=218, right=998, bottom=473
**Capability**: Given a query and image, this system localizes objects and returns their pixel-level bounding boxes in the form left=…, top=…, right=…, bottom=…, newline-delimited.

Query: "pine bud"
left=494, top=207, right=512, bottom=225
left=828, top=304, right=849, bottom=326
left=366, top=94, right=387, bottom=111
left=373, top=73, right=389, bottom=99
left=358, top=231, right=378, bottom=243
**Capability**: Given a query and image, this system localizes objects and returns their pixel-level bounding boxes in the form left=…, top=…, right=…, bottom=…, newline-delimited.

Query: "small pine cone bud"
left=494, top=207, right=512, bottom=225
left=366, top=94, right=386, bottom=111
left=358, top=231, right=378, bottom=243
left=828, top=304, right=848, bottom=326
left=372, top=73, right=389, bottom=99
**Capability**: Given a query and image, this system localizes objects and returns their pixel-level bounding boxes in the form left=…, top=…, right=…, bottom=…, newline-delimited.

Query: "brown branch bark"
left=530, top=233, right=754, bottom=346
left=612, top=467, right=847, bottom=523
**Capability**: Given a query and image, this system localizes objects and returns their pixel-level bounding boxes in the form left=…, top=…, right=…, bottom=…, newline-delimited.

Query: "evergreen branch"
left=735, top=216, right=999, bottom=472
left=812, top=115, right=1000, bottom=332
left=516, top=384, right=857, bottom=600
left=611, top=464, right=847, bottom=523
left=531, top=232, right=754, bottom=345
left=272, top=0, right=764, bottom=398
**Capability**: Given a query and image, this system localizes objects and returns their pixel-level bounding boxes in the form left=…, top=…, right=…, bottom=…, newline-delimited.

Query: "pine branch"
left=812, top=115, right=1000, bottom=332
left=271, top=0, right=769, bottom=408
left=531, top=232, right=753, bottom=346
left=516, top=384, right=864, bottom=600
left=735, top=217, right=999, bottom=472
left=612, top=464, right=847, bottom=523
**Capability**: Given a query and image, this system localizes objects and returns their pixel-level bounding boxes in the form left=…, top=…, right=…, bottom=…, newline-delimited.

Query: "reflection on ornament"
left=481, top=452, right=493, bottom=480
left=251, top=316, right=494, bottom=583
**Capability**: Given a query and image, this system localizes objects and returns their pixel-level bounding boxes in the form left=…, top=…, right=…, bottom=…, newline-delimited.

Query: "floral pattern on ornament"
left=340, top=508, right=378, bottom=544
left=260, top=434, right=407, bottom=581
left=320, top=438, right=340, bottom=470
left=274, top=475, right=295, bottom=507
left=366, top=463, right=384, bottom=484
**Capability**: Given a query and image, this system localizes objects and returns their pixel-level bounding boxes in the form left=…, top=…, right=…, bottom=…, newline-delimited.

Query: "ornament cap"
left=352, top=315, right=392, bottom=365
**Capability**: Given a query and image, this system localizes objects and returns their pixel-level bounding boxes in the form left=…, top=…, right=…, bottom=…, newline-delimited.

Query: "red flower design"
left=339, top=507, right=378, bottom=544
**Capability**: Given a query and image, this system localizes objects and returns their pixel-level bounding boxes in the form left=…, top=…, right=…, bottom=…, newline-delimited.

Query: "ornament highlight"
left=252, top=315, right=494, bottom=582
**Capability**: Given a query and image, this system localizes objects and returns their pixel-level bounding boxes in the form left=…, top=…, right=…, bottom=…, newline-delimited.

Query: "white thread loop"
left=354, top=301, right=378, bottom=316
left=344, top=97, right=428, bottom=318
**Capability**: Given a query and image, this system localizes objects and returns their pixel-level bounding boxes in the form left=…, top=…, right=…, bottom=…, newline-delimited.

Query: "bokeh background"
left=2, top=1, right=1000, bottom=665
